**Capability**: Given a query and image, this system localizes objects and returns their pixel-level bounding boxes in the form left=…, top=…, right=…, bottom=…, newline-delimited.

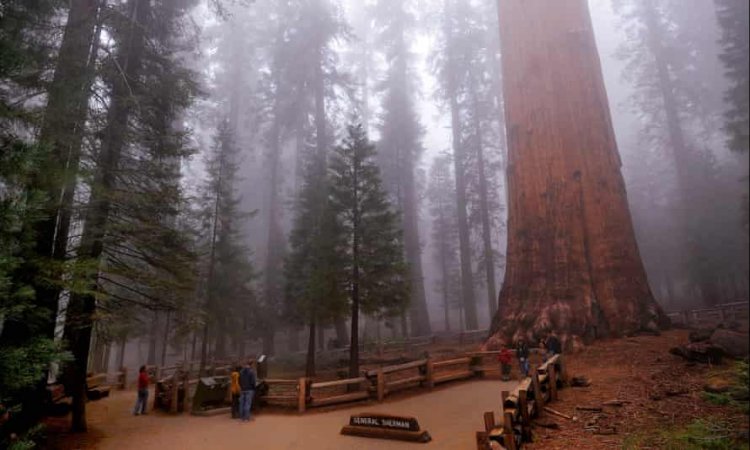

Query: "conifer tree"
left=373, top=0, right=431, bottom=336
left=427, top=155, right=462, bottom=331
left=328, top=124, right=409, bottom=378
left=198, top=120, right=255, bottom=368
left=286, top=149, right=347, bottom=377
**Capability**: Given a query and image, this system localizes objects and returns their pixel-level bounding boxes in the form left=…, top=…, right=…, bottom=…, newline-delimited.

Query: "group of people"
left=497, top=333, right=561, bottom=381
left=230, top=361, right=257, bottom=422
left=131, top=360, right=258, bottom=421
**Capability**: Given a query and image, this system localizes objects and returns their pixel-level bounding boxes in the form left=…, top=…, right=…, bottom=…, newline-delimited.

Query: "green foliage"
left=328, top=124, right=411, bottom=319
left=623, top=419, right=745, bottom=450
left=0, top=338, right=70, bottom=396
left=197, top=120, right=256, bottom=350
left=0, top=129, right=65, bottom=449
left=286, top=149, right=348, bottom=328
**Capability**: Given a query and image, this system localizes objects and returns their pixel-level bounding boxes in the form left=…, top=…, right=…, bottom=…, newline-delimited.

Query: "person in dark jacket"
left=516, top=339, right=531, bottom=377
left=238, top=360, right=257, bottom=422
left=544, top=333, right=562, bottom=360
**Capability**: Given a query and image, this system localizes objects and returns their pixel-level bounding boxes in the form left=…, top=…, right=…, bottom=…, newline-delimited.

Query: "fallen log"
left=576, top=406, right=603, bottom=412
left=602, top=400, right=627, bottom=407
left=543, top=406, right=575, bottom=421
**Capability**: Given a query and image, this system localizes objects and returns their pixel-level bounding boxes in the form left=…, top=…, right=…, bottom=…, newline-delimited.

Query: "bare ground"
left=48, top=330, right=749, bottom=449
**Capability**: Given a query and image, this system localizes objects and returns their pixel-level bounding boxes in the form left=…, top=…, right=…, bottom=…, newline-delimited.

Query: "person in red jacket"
left=133, top=366, right=149, bottom=415
left=498, top=347, right=513, bottom=381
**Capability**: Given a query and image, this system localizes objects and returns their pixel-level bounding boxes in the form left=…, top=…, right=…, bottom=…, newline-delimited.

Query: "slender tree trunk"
left=190, top=331, right=197, bottom=363
left=444, top=0, right=478, bottom=330
left=160, top=311, right=171, bottom=367
left=201, top=118, right=227, bottom=371
left=643, top=0, right=714, bottom=306
left=117, top=336, right=127, bottom=370
left=488, top=0, right=666, bottom=349
left=64, top=0, right=148, bottom=432
left=437, top=212, right=452, bottom=332
left=306, top=321, right=316, bottom=378
left=472, top=92, right=498, bottom=319
left=264, top=116, right=283, bottom=356
left=147, top=312, right=158, bottom=366
left=402, top=172, right=431, bottom=336
left=334, top=319, right=349, bottom=349
left=349, top=157, right=361, bottom=380
left=15, top=0, right=100, bottom=344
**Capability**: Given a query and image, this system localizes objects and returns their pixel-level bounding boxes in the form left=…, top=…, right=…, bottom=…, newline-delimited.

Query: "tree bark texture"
left=6, top=0, right=100, bottom=348
left=488, top=0, right=667, bottom=349
left=64, top=0, right=148, bottom=431
left=306, top=321, right=316, bottom=378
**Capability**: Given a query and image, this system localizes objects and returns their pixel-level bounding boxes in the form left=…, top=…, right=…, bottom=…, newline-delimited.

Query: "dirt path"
left=51, top=380, right=517, bottom=450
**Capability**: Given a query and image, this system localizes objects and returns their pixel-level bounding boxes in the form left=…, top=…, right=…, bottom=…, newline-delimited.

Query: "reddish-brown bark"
left=488, top=0, right=667, bottom=349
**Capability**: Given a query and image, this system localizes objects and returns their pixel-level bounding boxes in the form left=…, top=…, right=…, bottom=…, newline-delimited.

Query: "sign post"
left=341, top=413, right=431, bottom=443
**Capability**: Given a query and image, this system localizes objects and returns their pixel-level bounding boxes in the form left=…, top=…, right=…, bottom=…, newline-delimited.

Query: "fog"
left=180, top=0, right=746, bottom=338
left=1, top=0, right=747, bottom=401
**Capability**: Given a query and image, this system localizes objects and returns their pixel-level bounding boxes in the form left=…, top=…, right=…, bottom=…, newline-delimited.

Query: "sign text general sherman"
left=349, top=414, right=420, bottom=432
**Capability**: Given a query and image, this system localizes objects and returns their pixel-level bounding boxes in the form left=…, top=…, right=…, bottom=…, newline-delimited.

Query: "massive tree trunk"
left=2, top=0, right=100, bottom=365
left=64, top=0, right=148, bottom=431
left=488, top=0, right=667, bottom=349
left=402, top=168, right=431, bottom=337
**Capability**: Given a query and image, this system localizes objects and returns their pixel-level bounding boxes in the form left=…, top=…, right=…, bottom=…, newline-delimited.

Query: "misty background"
left=183, top=0, right=747, bottom=336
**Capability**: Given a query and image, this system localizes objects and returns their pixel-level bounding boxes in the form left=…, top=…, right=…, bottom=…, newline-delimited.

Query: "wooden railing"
left=666, top=301, right=749, bottom=328
left=476, top=354, right=566, bottom=450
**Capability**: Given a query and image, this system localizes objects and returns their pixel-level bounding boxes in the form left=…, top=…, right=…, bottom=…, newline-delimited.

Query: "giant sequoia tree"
left=374, top=0, right=431, bottom=337
left=488, top=0, right=666, bottom=348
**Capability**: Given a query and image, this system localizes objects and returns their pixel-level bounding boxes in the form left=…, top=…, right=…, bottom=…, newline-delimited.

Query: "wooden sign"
left=342, top=413, right=431, bottom=443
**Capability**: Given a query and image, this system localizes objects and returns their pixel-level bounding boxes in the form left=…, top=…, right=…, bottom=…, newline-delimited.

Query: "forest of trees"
left=0, top=0, right=747, bottom=445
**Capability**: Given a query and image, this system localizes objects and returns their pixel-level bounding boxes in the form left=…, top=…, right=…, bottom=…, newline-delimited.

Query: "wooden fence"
left=666, top=301, right=749, bottom=329
left=135, top=345, right=549, bottom=416
left=476, top=354, right=566, bottom=450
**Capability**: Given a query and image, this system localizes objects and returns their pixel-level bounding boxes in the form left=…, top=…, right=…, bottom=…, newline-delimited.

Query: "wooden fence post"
left=549, top=364, right=558, bottom=402
left=376, top=370, right=386, bottom=401
left=519, top=389, right=531, bottom=442
left=425, top=359, right=434, bottom=389
left=170, top=374, right=179, bottom=414
left=120, top=367, right=128, bottom=389
left=476, top=431, right=491, bottom=450
left=503, top=411, right=517, bottom=450
left=182, top=373, right=189, bottom=414
left=531, top=372, right=544, bottom=416
left=298, top=377, right=307, bottom=414
left=483, top=411, right=496, bottom=432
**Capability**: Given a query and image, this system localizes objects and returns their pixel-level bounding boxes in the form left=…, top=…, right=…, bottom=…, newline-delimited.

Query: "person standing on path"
left=239, top=360, right=257, bottom=422
left=543, top=332, right=562, bottom=361
left=133, top=365, right=149, bottom=415
left=516, top=339, right=530, bottom=377
left=498, top=347, right=513, bottom=381
left=230, top=366, right=241, bottom=419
